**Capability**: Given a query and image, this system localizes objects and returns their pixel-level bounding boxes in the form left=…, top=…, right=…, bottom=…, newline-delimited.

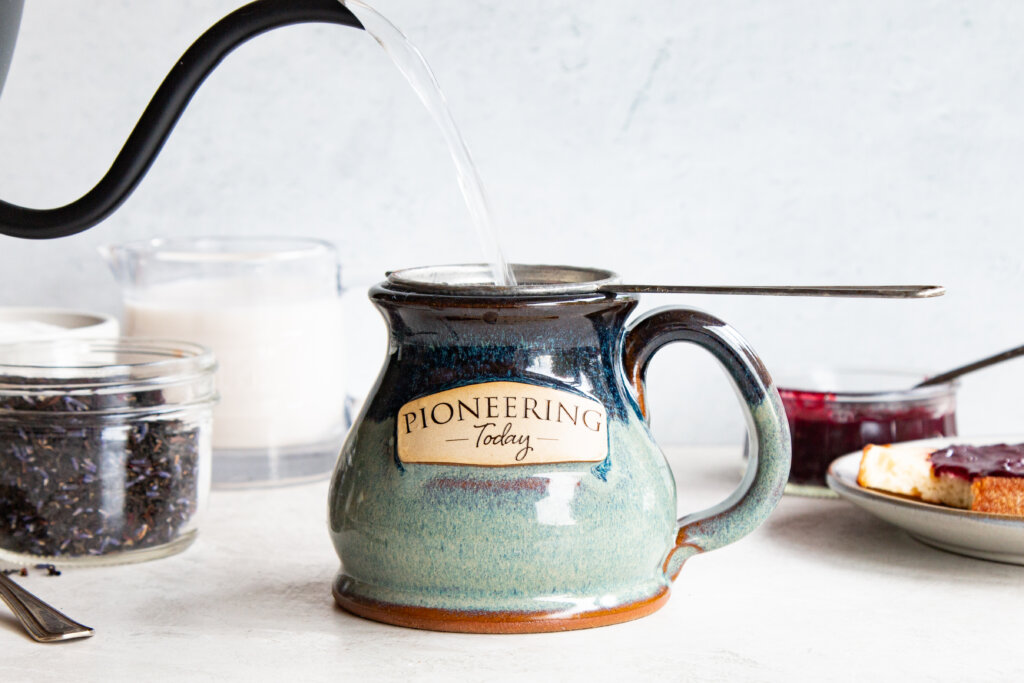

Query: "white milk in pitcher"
left=123, top=277, right=346, bottom=453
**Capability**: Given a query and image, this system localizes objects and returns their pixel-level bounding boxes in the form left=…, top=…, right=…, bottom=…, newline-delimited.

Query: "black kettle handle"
left=0, top=0, right=363, bottom=240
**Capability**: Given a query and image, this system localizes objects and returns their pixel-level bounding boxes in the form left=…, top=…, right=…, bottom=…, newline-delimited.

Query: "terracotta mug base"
left=332, top=573, right=670, bottom=634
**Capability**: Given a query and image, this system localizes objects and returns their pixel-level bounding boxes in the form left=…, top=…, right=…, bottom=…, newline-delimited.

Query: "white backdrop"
left=1, top=0, right=1022, bottom=444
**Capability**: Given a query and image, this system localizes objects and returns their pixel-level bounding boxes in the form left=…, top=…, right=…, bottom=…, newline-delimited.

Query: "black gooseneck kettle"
left=0, top=0, right=364, bottom=240
left=0, top=0, right=945, bottom=302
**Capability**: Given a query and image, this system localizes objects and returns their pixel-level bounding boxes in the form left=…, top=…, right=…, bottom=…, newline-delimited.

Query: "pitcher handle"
left=622, top=306, right=791, bottom=579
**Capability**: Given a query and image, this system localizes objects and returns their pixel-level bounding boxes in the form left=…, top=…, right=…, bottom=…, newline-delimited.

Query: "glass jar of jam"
left=775, top=370, right=957, bottom=496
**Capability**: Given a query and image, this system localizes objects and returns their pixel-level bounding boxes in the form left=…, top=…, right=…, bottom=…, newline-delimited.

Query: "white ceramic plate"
left=0, top=307, right=119, bottom=342
left=826, top=435, right=1024, bottom=565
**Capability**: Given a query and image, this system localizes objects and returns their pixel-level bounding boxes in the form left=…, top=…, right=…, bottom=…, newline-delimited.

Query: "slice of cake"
left=857, top=442, right=1024, bottom=516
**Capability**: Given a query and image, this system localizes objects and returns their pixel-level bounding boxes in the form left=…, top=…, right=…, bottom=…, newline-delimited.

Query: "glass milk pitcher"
left=102, top=236, right=347, bottom=487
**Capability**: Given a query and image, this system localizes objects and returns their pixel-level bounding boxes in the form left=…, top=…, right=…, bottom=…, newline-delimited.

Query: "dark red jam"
left=928, top=443, right=1024, bottom=481
left=779, top=389, right=957, bottom=487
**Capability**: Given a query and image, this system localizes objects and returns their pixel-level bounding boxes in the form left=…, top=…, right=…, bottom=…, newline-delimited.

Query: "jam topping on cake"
left=928, top=443, right=1024, bottom=481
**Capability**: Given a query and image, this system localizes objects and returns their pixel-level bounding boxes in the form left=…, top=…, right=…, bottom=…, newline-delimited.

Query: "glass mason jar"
left=0, top=338, right=216, bottom=566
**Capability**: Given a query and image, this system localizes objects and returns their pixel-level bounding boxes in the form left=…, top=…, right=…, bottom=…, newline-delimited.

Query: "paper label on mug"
left=396, top=381, right=608, bottom=466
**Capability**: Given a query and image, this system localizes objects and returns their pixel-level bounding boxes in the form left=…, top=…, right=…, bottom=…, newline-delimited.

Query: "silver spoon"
left=0, top=572, right=94, bottom=642
left=916, top=343, right=1024, bottom=388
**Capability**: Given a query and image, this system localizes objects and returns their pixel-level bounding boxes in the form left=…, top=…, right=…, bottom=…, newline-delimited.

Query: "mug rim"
left=384, top=263, right=621, bottom=296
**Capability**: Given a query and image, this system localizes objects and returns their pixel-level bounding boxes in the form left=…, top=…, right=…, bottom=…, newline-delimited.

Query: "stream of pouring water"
left=343, top=1, right=517, bottom=287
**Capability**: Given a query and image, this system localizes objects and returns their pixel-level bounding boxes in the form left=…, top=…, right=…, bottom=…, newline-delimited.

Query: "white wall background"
left=1, top=0, right=1022, bottom=444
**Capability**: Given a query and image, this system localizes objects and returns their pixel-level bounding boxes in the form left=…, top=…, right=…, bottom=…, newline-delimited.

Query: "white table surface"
left=3, top=446, right=1023, bottom=682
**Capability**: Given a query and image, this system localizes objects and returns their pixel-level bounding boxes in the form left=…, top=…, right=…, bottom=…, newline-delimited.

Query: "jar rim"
left=0, top=338, right=217, bottom=414
left=776, top=368, right=958, bottom=403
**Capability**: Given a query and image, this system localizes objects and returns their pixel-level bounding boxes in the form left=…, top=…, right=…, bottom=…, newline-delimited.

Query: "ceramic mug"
left=329, top=264, right=791, bottom=633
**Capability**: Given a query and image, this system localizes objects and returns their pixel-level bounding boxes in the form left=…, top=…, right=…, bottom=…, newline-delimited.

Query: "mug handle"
left=622, top=306, right=791, bottom=579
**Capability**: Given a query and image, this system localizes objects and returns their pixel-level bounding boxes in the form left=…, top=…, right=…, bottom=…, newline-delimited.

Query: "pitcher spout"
left=98, top=243, right=134, bottom=287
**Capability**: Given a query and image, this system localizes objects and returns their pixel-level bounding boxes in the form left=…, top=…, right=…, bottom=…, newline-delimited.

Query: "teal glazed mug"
left=329, top=264, right=791, bottom=633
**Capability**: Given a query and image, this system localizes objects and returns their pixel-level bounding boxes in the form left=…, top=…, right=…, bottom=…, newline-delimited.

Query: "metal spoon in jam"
left=916, top=343, right=1024, bottom=387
